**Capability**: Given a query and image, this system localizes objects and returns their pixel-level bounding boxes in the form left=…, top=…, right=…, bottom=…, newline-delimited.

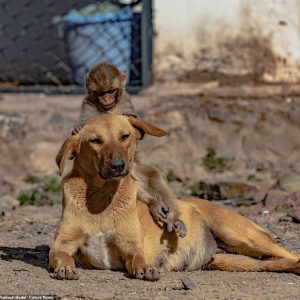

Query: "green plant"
left=256, top=163, right=266, bottom=172
left=25, top=175, right=42, bottom=184
left=43, top=176, right=60, bottom=193
left=202, top=148, right=231, bottom=172
left=18, top=189, right=39, bottom=206
left=18, top=175, right=61, bottom=206
left=165, top=170, right=182, bottom=182
left=25, top=175, right=60, bottom=193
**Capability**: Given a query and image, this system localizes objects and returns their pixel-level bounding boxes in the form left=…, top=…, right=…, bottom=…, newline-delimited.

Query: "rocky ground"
left=0, top=81, right=300, bottom=299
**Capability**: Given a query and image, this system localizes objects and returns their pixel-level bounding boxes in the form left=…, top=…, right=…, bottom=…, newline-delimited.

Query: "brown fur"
left=73, top=63, right=186, bottom=235
left=78, top=62, right=133, bottom=126
left=50, top=115, right=300, bottom=281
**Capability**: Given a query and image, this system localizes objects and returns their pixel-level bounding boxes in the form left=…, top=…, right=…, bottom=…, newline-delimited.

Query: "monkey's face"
left=86, top=63, right=127, bottom=111
left=95, top=89, right=119, bottom=111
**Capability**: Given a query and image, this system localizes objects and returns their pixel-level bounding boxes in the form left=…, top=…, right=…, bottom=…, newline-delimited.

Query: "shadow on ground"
left=0, top=244, right=50, bottom=270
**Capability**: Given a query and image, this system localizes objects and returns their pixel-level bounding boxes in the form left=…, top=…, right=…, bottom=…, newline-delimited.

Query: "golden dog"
left=49, top=115, right=300, bottom=281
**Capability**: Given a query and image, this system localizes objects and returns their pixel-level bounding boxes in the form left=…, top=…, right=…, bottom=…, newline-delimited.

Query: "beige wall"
left=154, top=0, right=300, bottom=82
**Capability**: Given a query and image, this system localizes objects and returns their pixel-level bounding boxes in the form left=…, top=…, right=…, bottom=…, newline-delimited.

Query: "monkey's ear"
left=120, top=71, right=127, bottom=87
left=56, top=134, right=81, bottom=176
left=129, top=117, right=167, bottom=140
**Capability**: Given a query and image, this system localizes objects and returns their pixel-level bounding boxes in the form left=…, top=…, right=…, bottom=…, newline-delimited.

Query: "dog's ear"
left=56, top=134, right=81, bottom=176
left=129, top=117, right=167, bottom=140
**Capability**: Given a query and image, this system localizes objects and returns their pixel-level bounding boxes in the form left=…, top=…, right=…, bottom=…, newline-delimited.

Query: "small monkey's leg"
left=147, top=167, right=187, bottom=237
left=133, top=164, right=169, bottom=221
left=133, top=163, right=187, bottom=238
left=137, top=187, right=168, bottom=222
left=72, top=123, right=84, bottom=135
left=136, top=186, right=186, bottom=237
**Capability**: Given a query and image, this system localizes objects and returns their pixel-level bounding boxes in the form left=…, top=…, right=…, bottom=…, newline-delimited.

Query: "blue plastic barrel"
left=62, top=6, right=133, bottom=84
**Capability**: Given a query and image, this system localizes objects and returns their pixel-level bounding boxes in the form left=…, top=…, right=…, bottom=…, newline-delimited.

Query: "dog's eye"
left=121, top=133, right=130, bottom=141
left=89, top=138, right=102, bottom=145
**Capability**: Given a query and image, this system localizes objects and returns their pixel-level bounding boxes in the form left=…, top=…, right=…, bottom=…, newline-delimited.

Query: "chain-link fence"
left=0, top=0, right=152, bottom=93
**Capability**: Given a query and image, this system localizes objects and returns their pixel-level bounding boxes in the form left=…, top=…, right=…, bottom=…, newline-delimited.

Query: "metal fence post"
left=141, top=0, right=153, bottom=86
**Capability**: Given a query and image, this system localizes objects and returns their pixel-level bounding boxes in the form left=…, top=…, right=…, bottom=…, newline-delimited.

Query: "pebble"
left=181, top=276, right=196, bottom=290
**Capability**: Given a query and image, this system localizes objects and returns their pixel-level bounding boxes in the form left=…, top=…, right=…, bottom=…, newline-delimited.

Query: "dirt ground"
left=0, top=82, right=300, bottom=299
left=0, top=205, right=300, bottom=300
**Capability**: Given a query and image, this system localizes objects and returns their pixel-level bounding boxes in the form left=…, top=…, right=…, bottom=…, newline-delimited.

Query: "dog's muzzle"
left=100, top=159, right=128, bottom=179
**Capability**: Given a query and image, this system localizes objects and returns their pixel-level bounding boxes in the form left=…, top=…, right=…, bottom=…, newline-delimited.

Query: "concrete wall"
left=154, top=0, right=300, bottom=82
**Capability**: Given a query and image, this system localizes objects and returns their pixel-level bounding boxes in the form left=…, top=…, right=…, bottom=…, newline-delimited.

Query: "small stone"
left=280, top=175, right=300, bottom=193
left=0, top=113, right=26, bottom=139
left=289, top=207, right=300, bottom=223
left=181, top=276, right=196, bottom=290
left=279, top=216, right=292, bottom=222
left=285, top=97, right=292, bottom=103
left=264, top=189, right=289, bottom=209
left=0, top=195, right=20, bottom=213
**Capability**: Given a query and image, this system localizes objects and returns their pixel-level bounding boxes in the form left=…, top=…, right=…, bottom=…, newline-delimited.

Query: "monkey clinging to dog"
left=72, top=62, right=186, bottom=237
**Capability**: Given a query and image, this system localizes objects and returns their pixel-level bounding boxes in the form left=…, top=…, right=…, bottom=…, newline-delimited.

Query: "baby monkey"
left=73, top=62, right=135, bottom=134
left=73, top=62, right=186, bottom=237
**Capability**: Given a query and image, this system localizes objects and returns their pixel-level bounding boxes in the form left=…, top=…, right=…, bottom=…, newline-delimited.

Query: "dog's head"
left=56, top=115, right=167, bottom=179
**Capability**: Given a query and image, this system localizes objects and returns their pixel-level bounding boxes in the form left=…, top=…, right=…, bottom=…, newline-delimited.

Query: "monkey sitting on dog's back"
left=73, top=62, right=186, bottom=237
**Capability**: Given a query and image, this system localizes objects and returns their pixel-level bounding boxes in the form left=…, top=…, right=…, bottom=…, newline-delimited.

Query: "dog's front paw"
left=145, top=267, right=161, bottom=281
left=134, top=266, right=160, bottom=281
left=167, top=219, right=187, bottom=238
left=53, top=265, right=79, bottom=280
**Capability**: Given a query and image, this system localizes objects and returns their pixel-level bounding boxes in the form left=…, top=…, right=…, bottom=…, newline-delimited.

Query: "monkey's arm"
left=132, top=163, right=187, bottom=237
left=114, top=94, right=140, bottom=118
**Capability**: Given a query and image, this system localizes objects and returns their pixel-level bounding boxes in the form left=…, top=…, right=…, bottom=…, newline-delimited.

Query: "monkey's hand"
left=149, top=201, right=169, bottom=224
left=72, top=123, right=84, bottom=135
left=123, top=111, right=142, bottom=119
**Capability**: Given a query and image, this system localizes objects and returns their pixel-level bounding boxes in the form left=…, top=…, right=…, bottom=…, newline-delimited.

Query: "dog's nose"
left=110, top=159, right=125, bottom=173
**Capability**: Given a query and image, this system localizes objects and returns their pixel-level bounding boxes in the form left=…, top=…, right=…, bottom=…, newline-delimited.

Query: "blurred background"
left=1, top=0, right=300, bottom=296
left=0, top=0, right=151, bottom=90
